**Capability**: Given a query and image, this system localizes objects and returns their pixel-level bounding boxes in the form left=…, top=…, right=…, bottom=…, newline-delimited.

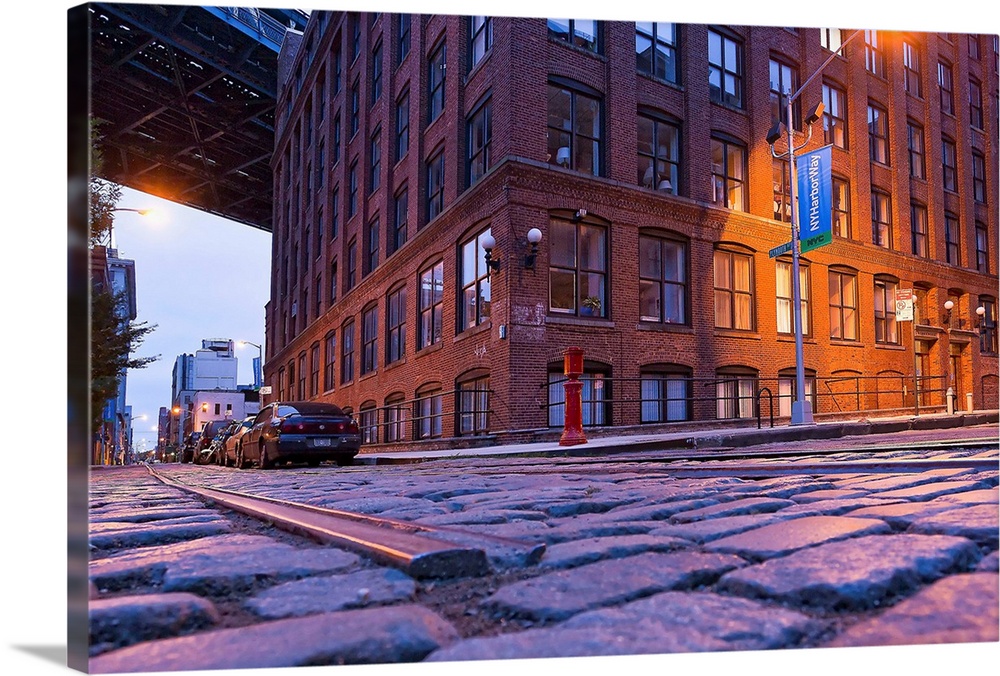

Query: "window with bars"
left=547, top=368, right=611, bottom=427
left=778, top=369, right=817, bottom=418
left=775, top=259, right=810, bottom=335
left=384, top=393, right=407, bottom=442
left=359, top=404, right=378, bottom=445
left=414, top=385, right=443, bottom=439
left=636, top=22, right=679, bottom=83
left=708, top=29, right=743, bottom=107
left=822, top=83, right=847, bottom=148
left=713, top=247, right=754, bottom=331
left=637, top=114, right=679, bottom=194
left=460, top=229, right=492, bottom=330
left=639, top=234, right=687, bottom=325
left=386, top=285, right=406, bottom=364
left=829, top=268, right=859, bottom=341
left=640, top=367, right=691, bottom=422
left=715, top=367, right=758, bottom=420
left=874, top=277, right=899, bottom=345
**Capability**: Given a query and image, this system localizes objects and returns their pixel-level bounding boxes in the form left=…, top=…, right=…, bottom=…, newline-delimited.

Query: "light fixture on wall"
left=481, top=233, right=501, bottom=278
left=975, top=305, right=986, bottom=330
left=942, top=299, right=955, bottom=326
left=481, top=228, right=545, bottom=278
left=524, top=228, right=543, bottom=269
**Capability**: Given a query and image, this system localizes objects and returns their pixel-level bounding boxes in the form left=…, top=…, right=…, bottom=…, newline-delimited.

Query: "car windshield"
left=277, top=402, right=346, bottom=417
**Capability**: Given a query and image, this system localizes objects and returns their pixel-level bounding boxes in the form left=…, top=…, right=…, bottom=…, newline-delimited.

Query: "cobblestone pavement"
left=85, top=428, right=998, bottom=673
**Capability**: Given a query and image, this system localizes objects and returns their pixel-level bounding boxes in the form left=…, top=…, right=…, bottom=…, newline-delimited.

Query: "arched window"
left=715, top=366, right=758, bottom=419
left=414, top=382, right=443, bottom=439
left=547, top=361, right=611, bottom=427
left=874, top=275, right=900, bottom=345
left=383, top=392, right=407, bottom=442
left=777, top=368, right=817, bottom=418
left=640, top=364, right=691, bottom=422
left=359, top=401, right=378, bottom=444
left=714, top=244, right=755, bottom=330
left=457, top=370, right=490, bottom=435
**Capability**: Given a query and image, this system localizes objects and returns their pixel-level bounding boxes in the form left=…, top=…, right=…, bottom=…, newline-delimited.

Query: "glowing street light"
left=239, top=340, right=264, bottom=389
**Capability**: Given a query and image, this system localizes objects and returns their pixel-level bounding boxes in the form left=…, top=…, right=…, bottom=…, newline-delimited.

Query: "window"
left=832, top=176, right=851, bottom=238
left=708, top=29, right=743, bottom=107
left=371, top=41, right=383, bottom=104
left=323, top=332, right=336, bottom=391
left=369, top=129, right=381, bottom=193
left=315, top=275, right=322, bottom=317
left=414, top=385, right=443, bottom=439
left=713, top=247, right=754, bottom=331
left=942, top=137, right=957, bottom=192
left=395, top=91, right=409, bottom=161
left=945, top=213, right=961, bottom=265
left=419, top=262, right=444, bottom=349
left=980, top=297, right=998, bottom=354
left=390, top=188, right=408, bottom=255
left=639, top=234, right=687, bottom=325
left=778, top=368, right=817, bottom=418
left=939, top=61, right=954, bottom=115
left=911, top=203, right=929, bottom=257
left=361, top=304, right=378, bottom=375
left=972, top=152, right=987, bottom=202
left=769, top=58, right=800, bottom=128
left=547, top=83, right=602, bottom=176
left=640, top=366, right=691, bottom=422
left=871, top=191, right=892, bottom=249
left=328, top=260, right=338, bottom=304
left=469, top=16, right=492, bottom=69
left=365, top=217, right=379, bottom=275
left=549, top=218, right=607, bottom=317
left=969, top=35, right=980, bottom=60
left=969, top=79, right=983, bottom=129
left=277, top=367, right=286, bottom=401
left=907, top=122, right=926, bottom=179
left=348, top=159, right=358, bottom=217
left=460, top=229, right=493, bottom=330
left=333, top=49, right=342, bottom=93
left=340, top=320, right=355, bottom=384
left=637, top=114, right=679, bottom=194
left=427, top=150, right=445, bottom=220
left=829, top=269, right=859, bottom=342
left=976, top=221, right=990, bottom=274
left=715, top=367, right=757, bottom=419
left=776, top=259, right=810, bottom=335
left=331, top=188, right=340, bottom=239
left=468, top=99, right=492, bottom=186
left=397, top=14, right=410, bottom=64
left=772, top=157, right=791, bottom=223
left=428, top=42, right=446, bottom=122
left=548, top=19, right=600, bottom=52
left=310, top=343, right=320, bottom=397
left=346, top=239, right=357, bottom=291
left=636, top=22, right=679, bottom=83
left=548, top=367, right=610, bottom=427
left=386, top=285, right=406, bottom=364
left=286, top=361, right=294, bottom=400
left=902, top=41, right=922, bottom=97
left=359, top=403, right=378, bottom=445
left=316, top=141, right=325, bottom=190
left=822, top=83, right=847, bottom=148
left=711, top=137, right=747, bottom=211
left=868, top=104, right=889, bottom=164
left=351, top=14, right=361, bottom=61
left=458, top=373, right=490, bottom=435
left=865, top=30, right=885, bottom=77
left=874, top=277, right=899, bottom=345
left=298, top=352, right=306, bottom=399
left=384, top=393, right=407, bottom=442
left=350, top=80, right=360, bottom=136
left=332, top=112, right=341, bottom=163
left=820, top=29, right=842, bottom=53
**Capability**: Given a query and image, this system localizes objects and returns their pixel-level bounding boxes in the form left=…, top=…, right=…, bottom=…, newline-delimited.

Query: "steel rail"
left=145, top=465, right=544, bottom=579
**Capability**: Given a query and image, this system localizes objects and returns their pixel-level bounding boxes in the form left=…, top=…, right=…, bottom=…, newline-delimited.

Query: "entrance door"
left=949, top=343, right=965, bottom=402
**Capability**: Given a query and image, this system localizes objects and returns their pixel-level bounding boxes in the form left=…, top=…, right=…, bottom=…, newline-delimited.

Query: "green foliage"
left=89, top=119, right=121, bottom=247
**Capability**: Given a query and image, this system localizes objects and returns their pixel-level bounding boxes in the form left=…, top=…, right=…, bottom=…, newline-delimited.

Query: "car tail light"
left=346, top=420, right=359, bottom=434
left=280, top=419, right=306, bottom=433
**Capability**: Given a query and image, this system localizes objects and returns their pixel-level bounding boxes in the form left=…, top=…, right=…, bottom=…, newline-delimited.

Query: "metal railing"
left=354, top=388, right=494, bottom=446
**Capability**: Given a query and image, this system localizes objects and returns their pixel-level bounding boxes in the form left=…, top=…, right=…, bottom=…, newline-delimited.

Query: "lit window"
left=714, top=247, right=754, bottom=331
left=874, top=278, right=899, bottom=345
left=710, top=137, right=746, bottom=211
left=549, top=218, right=607, bottom=318
left=637, top=115, right=679, bottom=193
left=418, top=262, right=444, bottom=349
left=460, top=229, right=493, bottom=330
left=829, top=269, right=859, bottom=341
left=547, top=83, right=602, bottom=176
left=775, top=260, right=810, bottom=335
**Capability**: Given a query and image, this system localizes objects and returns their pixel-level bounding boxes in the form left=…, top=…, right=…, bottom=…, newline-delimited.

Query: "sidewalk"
left=357, top=410, right=999, bottom=465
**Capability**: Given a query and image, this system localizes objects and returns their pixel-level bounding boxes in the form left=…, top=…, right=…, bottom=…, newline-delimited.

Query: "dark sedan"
left=240, top=402, right=361, bottom=469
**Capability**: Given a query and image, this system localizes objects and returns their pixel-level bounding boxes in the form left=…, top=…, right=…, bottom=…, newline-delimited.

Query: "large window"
left=364, top=217, right=379, bottom=276
left=865, top=30, right=885, bottom=77
left=711, top=137, right=747, bottom=211
left=772, top=158, right=791, bottom=223
left=346, top=238, right=357, bottom=291
left=778, top=368, right=817, bottom=418
left=976, top=221, right=990, bottom=274
left=871, top=191, right=892, bottom=249
left=359, top=403, right=378, bottom=445
left=874, top=277, right=899, bottom=345
left=714, top=247, right=754, bottom=331
left=908, top=122, right=926, bottom=179
left=414, top=384, right=443, bottom=439
left=636, top=22, right=678, bottom=83
left=350, top=79, right=360, bottom=136
left=829, top=268, right=859, bottom=341
left=549, top=218, right=607, bottom=317
left=468, top=99, right=492, bottom=186
left=822, top=83, right=847, bottom=148
left=972, top=152, right=987, bottom=203
left=902, top=40, right=922, bottom=97
left=640, top=366, right=691, bottom=423
left=776, top=259, right=810, bottom=335
left=427, top=150, right=445, bottom=220
left=361, top=304, right=378, bottom=375
left=547, top=19, right=600, bottom=52
left=939, top=60, right=954, bottom=115
left=942, top=137, right=957, bottom=192
left=369, top=128, right=381, bottom=193
left=868, top=104, right=889, bottom=164
left=969, top=78, right=984, bottom=129
left=390, top=188, right=408, bottom=255
left=395, top=91, right=409, bottom=161
left=419, top=262, right=444, bottom=349
left=638, top=115, right=679, bottom=194
left=329, top=260, right=338, bottom=304
left=428, top=42, right=446, bottom=122
left=297, top=352, right=306, bottom=399
left=384, top=393, right=407, bottom=442
left=340, top=320, right=354, bottom=384
left=371, top=41, right=383, bottom=104
left=386, top=285, right=406, bottom=365
left=309, top=343, right=320, bottom=397
left=945, top=213, right=961, bottom=265
left=911, top=203, right=929, bottom=257
left=639, top=234, right=687, bottom=324
left=469, top=16, right=492, bottom=69
left=460, top=229, right=492, bottom=330
left=323, top=332, right=336, bottom=391
left=458, top=373, right=490, bottom=435
left=769, top=57, right=800, bottom=128
left=547, top=83, right=602, bottom=176
left=708, top=29, right=743, bottom=107
left=397, top=14, right=410, bottom=64
left=715, top=367, right=757, bottom=419
left=820, top=29, right=842, bottom=52
left=980, top=297, right=998, bottom=354
left=832, top=176, right=851, bottom=238
left=548, top=367, right=610, bottom=427
left=348, top=159, right=358, bottom=217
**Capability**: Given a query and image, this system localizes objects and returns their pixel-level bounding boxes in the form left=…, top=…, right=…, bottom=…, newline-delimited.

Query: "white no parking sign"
left=896, top=288, right=914, bottom=322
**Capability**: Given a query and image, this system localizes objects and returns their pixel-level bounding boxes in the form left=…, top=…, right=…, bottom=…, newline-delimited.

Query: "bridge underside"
left=88, top=3, right=303, bottom=231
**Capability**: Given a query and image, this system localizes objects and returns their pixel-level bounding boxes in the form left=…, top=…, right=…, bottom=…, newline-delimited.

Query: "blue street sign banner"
left=253, top=356, right=262, bottom=389
left=769, top=241, right=792, bottom=258
left=797, top=145, right=833, bottom=253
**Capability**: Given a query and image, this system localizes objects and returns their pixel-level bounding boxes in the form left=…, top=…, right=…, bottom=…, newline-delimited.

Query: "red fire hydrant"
left=559, top=346, right=587, bottom=446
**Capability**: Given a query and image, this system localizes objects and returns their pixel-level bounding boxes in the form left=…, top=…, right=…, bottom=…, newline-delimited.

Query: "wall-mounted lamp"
left=481, top=228, right=545, bottom=278
left=481, top=233, right=501, bottom=278
left=942, top=299, right=955, bottom=326
left=572, top=208, right=588, bottom=222
left=975, top=305, right=986, bottom=330
left=524, top=228, right=543, bottom=269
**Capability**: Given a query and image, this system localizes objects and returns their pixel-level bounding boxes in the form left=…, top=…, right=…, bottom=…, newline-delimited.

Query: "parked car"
left=223, top=416, right=256, bottom=467
left=194, top=420, right=232, bottom=465
left=240, top=402, right=361, bottom=469
left=180, top=432, right=201, bottom=464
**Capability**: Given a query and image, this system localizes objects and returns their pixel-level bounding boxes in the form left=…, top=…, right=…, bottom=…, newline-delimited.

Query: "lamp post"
left=767, top=29, right=862, bottom=426
left=239, top=340, right=264, bottom=389
left=107, top=207, right=153, bottom=248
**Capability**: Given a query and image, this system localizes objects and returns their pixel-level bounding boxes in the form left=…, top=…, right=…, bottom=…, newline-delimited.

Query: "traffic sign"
left=769, top=241, right=792, bottom=258
left=895, top=288, right=913, bottom=322
left=259, top=386, right=273, bottom=395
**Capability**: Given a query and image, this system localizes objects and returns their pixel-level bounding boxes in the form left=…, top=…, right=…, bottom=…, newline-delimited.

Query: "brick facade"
left=265, top=14, right=999, bottom=450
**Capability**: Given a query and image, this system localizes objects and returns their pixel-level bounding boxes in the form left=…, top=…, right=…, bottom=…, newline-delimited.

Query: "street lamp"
left=239, top=340, right=264, bottom=389
left=767, top=29, right=862, bottom=426
left=107, top=207, right=155, bottom=248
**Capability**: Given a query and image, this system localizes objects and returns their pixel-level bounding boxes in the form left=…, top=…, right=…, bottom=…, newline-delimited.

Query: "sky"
left=1, top=2, right=996, bottom=676
left=113, top=187, right=271, bottom=453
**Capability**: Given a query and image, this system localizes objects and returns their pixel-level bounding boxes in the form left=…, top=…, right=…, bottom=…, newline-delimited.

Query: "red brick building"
left=264, top=13, right=998, bottom=449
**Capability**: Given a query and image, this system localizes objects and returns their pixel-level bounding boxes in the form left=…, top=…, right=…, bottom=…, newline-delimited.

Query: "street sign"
left=798, top=145, right=833, bottom=253
left=769, top=241, right=793, bottom=258
left=259, top=386, right=273, bottom=395
left=895, top=288, right=914, bottom=322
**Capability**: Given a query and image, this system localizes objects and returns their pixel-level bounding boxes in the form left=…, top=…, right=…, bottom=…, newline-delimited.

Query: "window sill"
left=709, top=99, right=747, bottom=115
left=546, top=315, right=615, bottom=329
left=547, top=37, right=606, bottom=61
left=454, top=321, right=491, bottom=342
left=358, top=371, right=378, bottom=383
left=714, top=329, right=761, bottom=340
left=777, top=335, right=818, bottom=344
left=415, top=341, right=444, bottom=358
left=875, top=343, right=906, bottom=351
left=830, top=339, right=864, bottom=348
left=636, top=322, right=694, bottom=334
left=637, top=71, right=683, bottom=92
